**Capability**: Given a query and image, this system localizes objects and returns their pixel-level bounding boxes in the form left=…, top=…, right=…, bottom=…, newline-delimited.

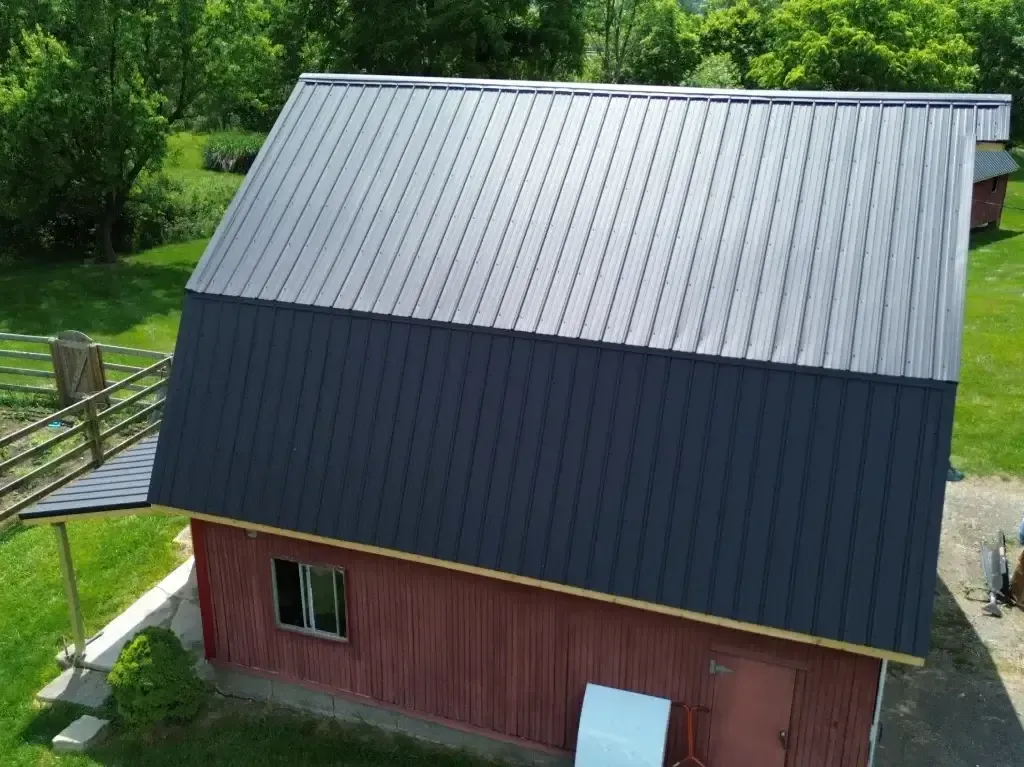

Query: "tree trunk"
left=98, top=205, right=119, bottom=264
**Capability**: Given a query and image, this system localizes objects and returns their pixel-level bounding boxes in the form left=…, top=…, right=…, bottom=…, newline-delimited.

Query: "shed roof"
left=974, top=148, right=1019, bottom=183
left=188, top=75, right=1000, bottom=382
left=19, top=437, right=156, bottom=521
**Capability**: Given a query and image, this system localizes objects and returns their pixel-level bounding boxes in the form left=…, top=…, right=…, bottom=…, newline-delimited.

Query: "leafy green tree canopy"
left=0, top=0, right=276, bottom=261
left=958, top=0, right=1024, bottom=139
left=749, top=0, right=977, bottom=92
left=698, top=0, right=773, bottom=87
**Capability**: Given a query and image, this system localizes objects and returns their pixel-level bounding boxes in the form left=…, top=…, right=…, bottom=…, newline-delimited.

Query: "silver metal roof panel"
left=189, top=76, right=1003, bottom=382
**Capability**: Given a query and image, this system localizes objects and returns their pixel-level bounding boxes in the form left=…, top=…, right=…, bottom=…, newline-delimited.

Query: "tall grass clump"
left=202, top=132, right=266, bottom=174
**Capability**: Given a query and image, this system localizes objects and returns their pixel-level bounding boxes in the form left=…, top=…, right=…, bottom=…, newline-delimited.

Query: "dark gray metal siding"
left=151, top=294, right=954, bottom=658
left=186, top=76, right=994, bottom=382
left=21, top=437, right=156, bottom=520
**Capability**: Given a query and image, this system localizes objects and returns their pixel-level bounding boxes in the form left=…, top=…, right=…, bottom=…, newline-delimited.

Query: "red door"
left=707, top=653, right=796, bottom=767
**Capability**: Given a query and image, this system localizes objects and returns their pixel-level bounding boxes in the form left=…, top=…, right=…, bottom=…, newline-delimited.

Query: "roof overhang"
left=974, top=149, right=1019, bottom=183
left=17, top=437, right=156, bottom=524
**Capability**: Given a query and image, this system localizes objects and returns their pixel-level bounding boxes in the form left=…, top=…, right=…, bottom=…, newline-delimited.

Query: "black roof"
left=19, top=437, right=155, bottom=521
left=150, top=294, right=953, bottom=661
left=33, top=76, right=998, bottom=663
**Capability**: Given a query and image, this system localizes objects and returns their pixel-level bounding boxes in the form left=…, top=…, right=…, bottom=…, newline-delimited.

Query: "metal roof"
left=188, top=75, right=994, bottom=382
left=150, top=294, right=953, bottom=660
left=974, top=149, right=1019, bottom=183
left=20, top=437, right=156, bottom=521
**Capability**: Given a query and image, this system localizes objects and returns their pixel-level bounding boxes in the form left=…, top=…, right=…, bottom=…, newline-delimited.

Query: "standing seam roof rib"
left=188, top=76, right=1006, bottom=382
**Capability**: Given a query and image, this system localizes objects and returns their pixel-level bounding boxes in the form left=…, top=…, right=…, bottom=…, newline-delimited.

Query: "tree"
left=748, top=0, right=977, bottom=92
left=686, top=51, right=743, bottom=87
left=197, top=0, right=285, bottom=130
left=958, top=0, right=1024, bottom=140
left=341, top=0, right=585, bottom=80
left=587, top=0, right=700, bottom=84
left=698, top=0, right=772, bottom=87
left=622, top=0, right=701, bottom=85
left=0, top=0, right=274, bottom=261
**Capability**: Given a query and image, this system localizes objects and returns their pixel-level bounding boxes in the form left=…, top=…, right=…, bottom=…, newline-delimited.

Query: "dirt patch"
left=0, top=403, right=93, bottom=524
left=934, top=477, right=1024, bottom=675
left=879, top=477, right=1024, bottom=766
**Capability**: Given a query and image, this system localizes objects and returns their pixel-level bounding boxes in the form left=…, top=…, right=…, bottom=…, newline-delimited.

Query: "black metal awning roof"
left=18, top=437, right=156, bottom=522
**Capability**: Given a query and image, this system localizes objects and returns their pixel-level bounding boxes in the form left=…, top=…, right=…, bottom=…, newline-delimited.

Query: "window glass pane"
left=306, top=565, right=338, bottom=635
left=273, top=559, right=304, bottom=628
left=335, top=571, right=347, bottom=638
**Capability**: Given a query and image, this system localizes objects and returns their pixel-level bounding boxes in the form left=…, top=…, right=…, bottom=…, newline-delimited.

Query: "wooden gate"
left=49, top=331, right=108, bottom=406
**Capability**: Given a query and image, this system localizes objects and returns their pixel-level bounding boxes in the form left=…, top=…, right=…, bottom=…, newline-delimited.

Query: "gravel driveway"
left=877, top=477, right=1024, bottom=767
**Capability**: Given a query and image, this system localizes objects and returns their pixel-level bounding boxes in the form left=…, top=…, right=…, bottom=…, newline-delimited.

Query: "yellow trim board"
left=26, top=504, right=924, bottom=666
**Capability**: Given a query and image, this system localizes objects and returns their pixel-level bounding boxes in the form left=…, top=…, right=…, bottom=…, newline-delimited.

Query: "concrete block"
left=215, top=667, right=272, bottom=702
left=194, top=659, right=216, bottom=683
left=52, top=715, right=109, bottom=753
left=76, top=587, right=176, bottom=672
left=37, top=668, right=110, bottom=709
left=156, top=558, right=197, bottom=601
left=170, top=599, right=204, bottom=654
left=333, top=695, right=401, bottom=732
left=272, top=679, right=334, bottom=715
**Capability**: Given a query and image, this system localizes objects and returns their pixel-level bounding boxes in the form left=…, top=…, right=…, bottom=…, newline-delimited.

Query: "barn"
left=22, top=77, right=1012, bottom=766
left=971, top=146, right=1019, bottom=229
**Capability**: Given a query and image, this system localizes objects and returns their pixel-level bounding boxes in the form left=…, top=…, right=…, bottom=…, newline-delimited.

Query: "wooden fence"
left=0, top=356, right=172, bottom=524
left=0, top=332, right=170, bottom=404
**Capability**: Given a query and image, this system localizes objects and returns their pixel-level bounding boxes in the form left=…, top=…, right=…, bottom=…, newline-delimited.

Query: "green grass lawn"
left=165, top=132, right=245, bottom=200
left=952, top=160, right=1024, bottom=477
left=0, top=514, right=187, bottom=766
left=0, top=240, right=203, bottom=353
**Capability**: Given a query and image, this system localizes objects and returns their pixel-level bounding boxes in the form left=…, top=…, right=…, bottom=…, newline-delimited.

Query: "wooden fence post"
left=54, top=522, right=87, bottom=660
left=83, top=399, right=104, bottom=466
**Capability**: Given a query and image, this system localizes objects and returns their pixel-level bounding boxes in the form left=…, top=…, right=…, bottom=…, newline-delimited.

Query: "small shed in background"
left=972, top=147, right=1018, bottom=229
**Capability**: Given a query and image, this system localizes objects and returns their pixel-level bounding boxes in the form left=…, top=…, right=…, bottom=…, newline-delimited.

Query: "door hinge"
left=709, top=659, right=733, bottom=675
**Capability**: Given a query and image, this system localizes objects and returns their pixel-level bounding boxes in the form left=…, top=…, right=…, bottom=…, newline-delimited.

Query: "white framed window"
left=271, top=558, right=348, bottom=640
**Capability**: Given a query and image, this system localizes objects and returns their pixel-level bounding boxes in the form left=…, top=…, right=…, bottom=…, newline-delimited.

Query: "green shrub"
left=117, top=171, right=239, bottom=251
left=108, top=626, right=205, bottom=728
left=202, top=131, right=266, bottom=174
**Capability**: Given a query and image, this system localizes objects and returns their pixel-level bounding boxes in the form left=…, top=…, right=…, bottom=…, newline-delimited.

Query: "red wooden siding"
left=972, top=176, right=1008, bottom=228
left=195, top=519, right=879, bottom=765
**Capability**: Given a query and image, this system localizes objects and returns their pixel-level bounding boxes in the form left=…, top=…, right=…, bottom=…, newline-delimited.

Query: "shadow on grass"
left=19, top=702, right=89, bottom=747
left=0, top=259, right=192, bottom=338
left=22, top=697, right=511, bottom=766
left=970, top=225, right=1022, bottom=250
left=877, top=578, right=1024, bottom=767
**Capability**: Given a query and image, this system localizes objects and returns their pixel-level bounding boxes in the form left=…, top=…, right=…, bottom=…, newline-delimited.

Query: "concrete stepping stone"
left=37, top=667, right=110, bottom=709
left=52, top=714, right=109, bottom=753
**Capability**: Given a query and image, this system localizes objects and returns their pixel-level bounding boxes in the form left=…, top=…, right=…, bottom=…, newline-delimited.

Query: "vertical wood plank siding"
left=971, top=176, right=1009, bottom=229
left=197, top=519, right=879, bottom=765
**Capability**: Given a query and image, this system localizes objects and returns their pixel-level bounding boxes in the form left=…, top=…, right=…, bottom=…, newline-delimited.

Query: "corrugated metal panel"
left=20, top=437, right=156, bottom=520
left=197, top=518, right=881, bottom=765
left=152, top=296, right=955, bottom=658
left=186, top=76, right=994, bottom=381
left=974, top=149, right=1019, bottom=182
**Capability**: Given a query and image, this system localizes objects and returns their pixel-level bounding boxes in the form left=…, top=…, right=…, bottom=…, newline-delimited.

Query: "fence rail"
left=0, top=332, right=172, bottom=402
left=0, top=353, right=172, bottom=524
